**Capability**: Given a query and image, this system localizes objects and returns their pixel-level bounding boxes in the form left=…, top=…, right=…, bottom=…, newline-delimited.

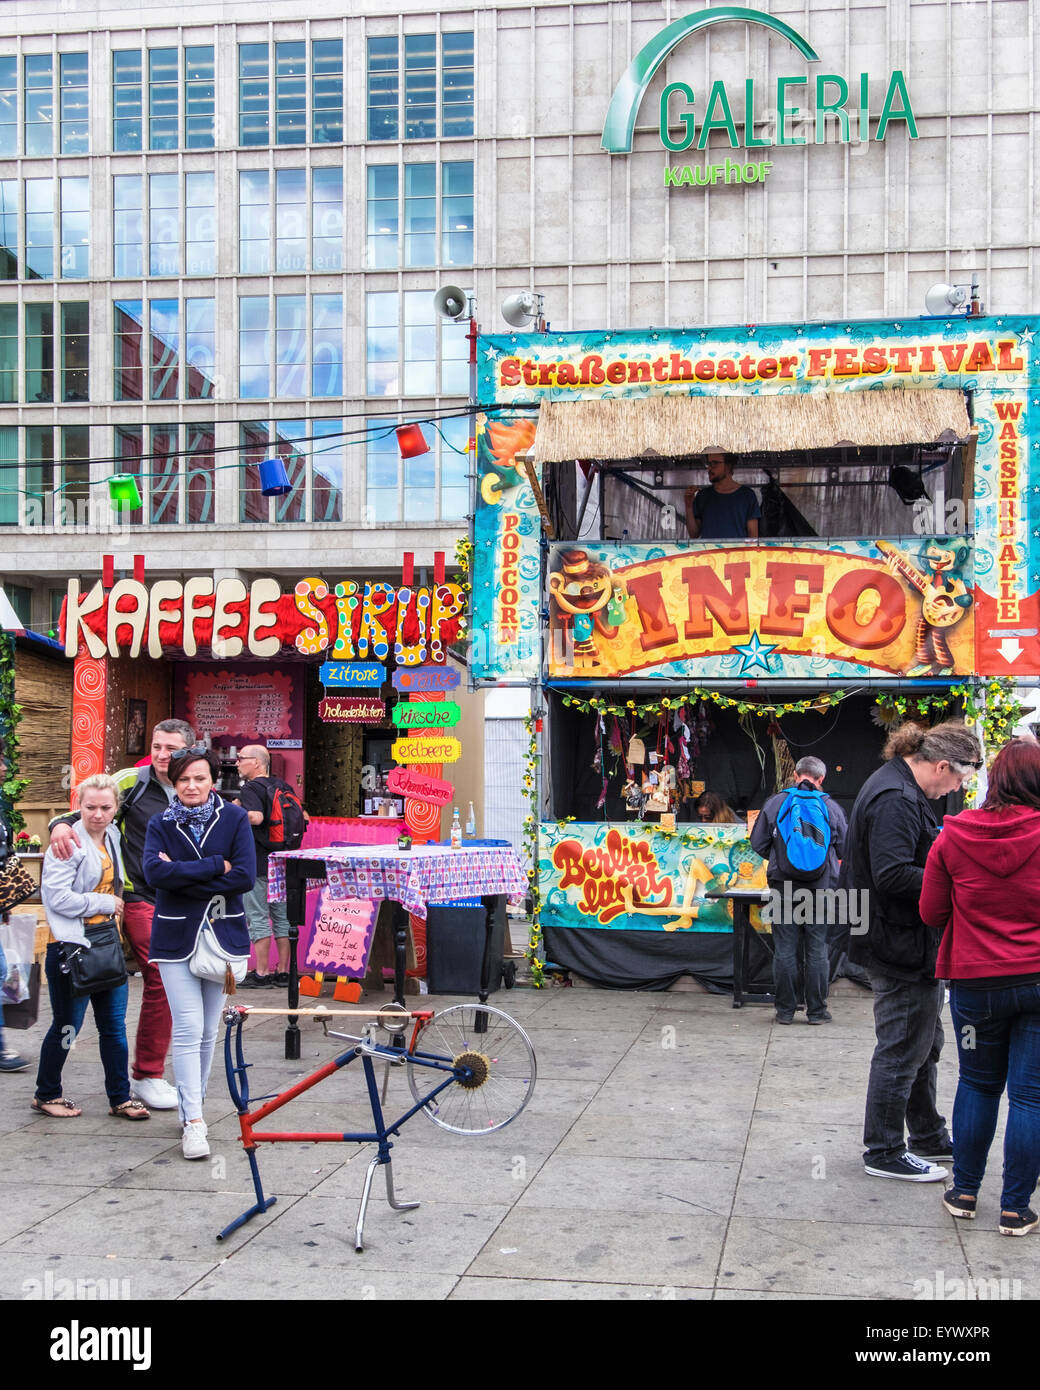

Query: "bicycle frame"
left=216, top=1008, right=473, bottom=1250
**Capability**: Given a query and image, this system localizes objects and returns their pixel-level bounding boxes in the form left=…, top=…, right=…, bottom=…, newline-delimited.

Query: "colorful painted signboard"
left=319, top=662, right=385, bottom=688
left=304, top=890, right=377, bottom=978
left=547, top=537, right=975, bottom=681
left=387, top=767, right=454, bottom=806
left=473, top=317, right=1039, bottom=677
left=538, top=821, right=766, bottom=934
left=392, top=664, right=462, bottom=692
left=392, top=734, right=462, bottom=764
left=318, top=697, right=385, bottom=723
left=392, top=701, right=461, bottom=729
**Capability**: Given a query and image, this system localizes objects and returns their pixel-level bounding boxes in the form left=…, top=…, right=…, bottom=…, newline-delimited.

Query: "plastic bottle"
left=450, top=808, right=462, bottom=849
left=465, top=801, right=476, bottom=837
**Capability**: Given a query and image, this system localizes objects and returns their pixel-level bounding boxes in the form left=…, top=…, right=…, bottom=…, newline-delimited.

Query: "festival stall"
left=470, top=313, right=1039, bottom=989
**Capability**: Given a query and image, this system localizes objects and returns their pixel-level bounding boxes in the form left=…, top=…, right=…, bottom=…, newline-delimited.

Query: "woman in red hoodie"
left=920, top=739, right=1040, bottom=1235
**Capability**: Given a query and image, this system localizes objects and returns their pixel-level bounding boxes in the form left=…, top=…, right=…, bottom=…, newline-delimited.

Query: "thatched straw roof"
left=532, top=391, right=971, bottom=462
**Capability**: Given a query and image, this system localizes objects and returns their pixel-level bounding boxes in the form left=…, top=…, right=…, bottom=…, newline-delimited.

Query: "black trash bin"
left=425, top=840, right=512, bottom=995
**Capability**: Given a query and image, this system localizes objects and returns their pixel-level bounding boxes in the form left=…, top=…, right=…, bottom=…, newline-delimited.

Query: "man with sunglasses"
left=683, top=451, right=761, bottom=540
left=841, top=719, right=983, bottom=1182
left=48, top=719, right=196, bottom=1110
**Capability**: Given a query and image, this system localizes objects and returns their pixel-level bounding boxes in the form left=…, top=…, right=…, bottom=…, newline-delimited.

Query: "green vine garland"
left=0, top=633, right=27, bottom=833
left=521, top=712, right=544, bottom=986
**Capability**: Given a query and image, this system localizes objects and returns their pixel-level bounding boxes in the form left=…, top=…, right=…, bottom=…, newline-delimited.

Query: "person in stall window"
left=695, top=792, right=738, bottom=824
left=684, top=452, right=761, bottom=540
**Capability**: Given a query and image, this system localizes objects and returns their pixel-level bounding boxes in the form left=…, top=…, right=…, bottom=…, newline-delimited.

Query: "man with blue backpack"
left=751, top=756, right=848, bottom=1025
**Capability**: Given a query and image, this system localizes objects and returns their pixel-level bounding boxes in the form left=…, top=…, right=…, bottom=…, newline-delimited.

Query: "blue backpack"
left=773, top=787, right=832, bottom=882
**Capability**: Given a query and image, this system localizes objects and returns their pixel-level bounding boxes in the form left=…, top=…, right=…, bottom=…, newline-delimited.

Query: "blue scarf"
left=163, top=792, right=218, bottom=844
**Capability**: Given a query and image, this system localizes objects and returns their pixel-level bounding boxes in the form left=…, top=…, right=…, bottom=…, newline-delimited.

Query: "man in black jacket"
left=842, top=719, right=982, bottom=1181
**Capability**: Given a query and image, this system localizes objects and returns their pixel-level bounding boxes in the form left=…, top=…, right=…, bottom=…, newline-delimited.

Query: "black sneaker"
left=864, top=1151, right=948, bottom=1182
left=807, top=1010, right=833, bottom=1025
left=912, top=1135, right=954, bottom=1161
left=942, top=1190, right=977, bottom=1220
left=274, top=972, right=291, bottom=987
left=775, top=1013, right=794, bottom=1025
left=999, top=1208, right=1039, bottom=1236
left=240, top=970, right=273, bottom=989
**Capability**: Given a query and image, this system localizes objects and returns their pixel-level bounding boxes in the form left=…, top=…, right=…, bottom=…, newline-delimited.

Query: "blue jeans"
left=0, top=931, right=6, bottom=1033
left=948, top=981, right=1040, bottom=1212
left=771, top=911, right=829, bottom=1020
left=35, top=943, right=131, bottom=1107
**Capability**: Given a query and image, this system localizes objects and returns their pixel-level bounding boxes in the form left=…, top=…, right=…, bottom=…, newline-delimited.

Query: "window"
left=24, top=178, right=53, bottom=279
left=149, top=173, right=178, bottom=276
left=239, top=41, right=344, bottom=148
left=112, top=50, right=143, bottom=152
left=239, top=170, right=270, bottom=273
left=0, top=58, right=15, bottom=157
left=239, top=419, right=343, bottom=523
left=0, top=305, right=15, bottom=402
left=185, top=172, right=216, bottom=275
left=366, top=161, right=473, bottom=269
left=59, top=177, right=88, bottom=278
left=115, top=174, right=213, bottom=278
left=150, top=424, right=179, bottom=523
left=24, top=55, right=53, bottom=157
left=148, top=48, right=179, bottom=151
left=5, top=582, right=31, bottom=622
left=312, top=167, right=343, bottom=271
left=365, top=413, right=467, bottom=523
left=275, top=168, right=307, bottom=272
left=185, top=423, right=215, bottom=523
left=61, top=301, right=88, bottom=401
left=115, top=297, right=213, bottom=402
left=275, top=294, right=306, bottom=397
left=239, top=44, right=269, bottom=146
left=114, top=301, right=144, bottom=400
left=366, top=289, right=469, bottom=395
left=311, top=40, right=343, bottom=143
left=239, top=296, right=270, bottom=399
left=184, top=46, right=215, bottom=149
left=59, top=53, right=89, bottom=154
left=368, top=32, right=473, bottom=142
left=312, top=294, right=343, bottom=397
left=112, top=423, right=214, bottom=527
left=113, top=175, right=143, bottom=278
left=0, top=426, right=16, bottom=525
left=275, top=42, right=306, bottom=146
left=240, top=167, right=345, bottom=273
left=25, top=424, right=88, bottom=527
left=0, top=180, right=17, bottom=279
left=25, top=303, right=53, bottom=402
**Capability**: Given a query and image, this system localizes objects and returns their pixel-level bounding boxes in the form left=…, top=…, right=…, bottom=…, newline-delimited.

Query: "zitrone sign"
left=601, top=5, right=917, bottom=187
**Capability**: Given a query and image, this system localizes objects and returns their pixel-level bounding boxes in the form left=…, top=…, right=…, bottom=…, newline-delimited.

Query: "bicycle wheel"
left=406, top=1003, right=537, bottom=1134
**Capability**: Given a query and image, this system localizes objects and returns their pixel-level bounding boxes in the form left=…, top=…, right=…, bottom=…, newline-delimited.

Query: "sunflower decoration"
left=871, top=699, right=902, bottom=729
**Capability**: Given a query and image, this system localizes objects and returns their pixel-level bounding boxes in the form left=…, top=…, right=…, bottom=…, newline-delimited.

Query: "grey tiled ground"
left=2, top=974, right=1038, bottom=1301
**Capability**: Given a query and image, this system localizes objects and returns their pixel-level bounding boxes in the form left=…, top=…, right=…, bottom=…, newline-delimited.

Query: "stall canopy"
left=531, top=391, right=972, bottom=461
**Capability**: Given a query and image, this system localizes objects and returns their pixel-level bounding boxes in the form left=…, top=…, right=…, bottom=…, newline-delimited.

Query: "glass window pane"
left=184, top=171, right=215, bottom=276
left=112, top=49, right=143, bottom=151
left=239, top=171, right=271, bottom=274
left=367, top=37, right=398, bottom=140
left=0, top=424, right=17, bottom=525
left=185, top=44, right=215, bottom=149
left=60, top=52, right=89, bottom=154
left=150, top=424, right=179, bottom=524
left=239, top=296, right=270, bottom=398
left=24, top=55, right=53, bottom=157
left=149, top=298, right=179, bottom=400
left=0, top=179, right=18, bottom=279
left=0, top=303, right=16, bottom=402
left=60, top=177, right=89, bottom=278
left=113, top=175, right=143, bottom=278
left=240, top=421, right=270, bottom=522
left=25, top=302, right=54, bottom=402
left=61, top=300, right=88, bottom=401
left=239, top=43, right=270, bottom=146
left=24, top=178, right=54, bottom=280
left=275, top=294, right=306, bottom=397
left=185, top=296, right=215, bottom=399
left=0, top=58, right=16, bottom=158
left=312, top=166, right=343, bottom=271
left=185, top=422, right=215, bottom=523
left=114, top=300, right=143, bottom=400
left=275, top=167, right=307, bottom=271
left=148, top=47, right=178, bottom=150
left=312, top=293, right=342, bottom=397
left=149, top=174, right=179, bottom=276
left=312, top=38, right=343, bottom=144
left=26, top=424, right=55, bottom=525
left=61, top=425, right=90, bottom=522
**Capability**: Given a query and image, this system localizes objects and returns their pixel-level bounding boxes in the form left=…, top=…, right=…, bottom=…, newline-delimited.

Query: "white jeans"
left=157, top=959, right=226, bottom=1124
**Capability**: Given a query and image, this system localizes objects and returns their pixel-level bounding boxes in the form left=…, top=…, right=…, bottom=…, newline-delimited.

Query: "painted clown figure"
left=547, top=549, right=626, bottom=668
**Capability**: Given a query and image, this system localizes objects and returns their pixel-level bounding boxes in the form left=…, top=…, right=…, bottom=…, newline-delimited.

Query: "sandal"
left=109, top=1099, right=150, bottom=1121
left=31, top=1097, right=82, bottom=1118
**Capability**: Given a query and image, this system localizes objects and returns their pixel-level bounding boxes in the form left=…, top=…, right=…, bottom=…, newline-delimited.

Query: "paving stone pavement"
left=1, top=973, right=1036, bottom=1305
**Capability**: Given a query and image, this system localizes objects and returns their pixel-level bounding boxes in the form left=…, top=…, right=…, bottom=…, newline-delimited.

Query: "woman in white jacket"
left=33, top=774, right=148, bottom=1120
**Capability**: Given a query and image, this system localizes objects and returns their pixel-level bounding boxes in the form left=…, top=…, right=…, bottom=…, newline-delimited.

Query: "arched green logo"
left=601, top=5, right=819, bottom=153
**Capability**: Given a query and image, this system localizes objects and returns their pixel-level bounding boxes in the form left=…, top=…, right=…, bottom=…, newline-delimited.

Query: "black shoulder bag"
left=61, top=918, right=128, bottom=997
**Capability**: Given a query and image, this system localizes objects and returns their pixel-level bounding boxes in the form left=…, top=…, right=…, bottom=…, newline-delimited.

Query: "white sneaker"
left=181, top=1120, right=209, bottom=1160
left=132, top=1077, right=178, bottom=1110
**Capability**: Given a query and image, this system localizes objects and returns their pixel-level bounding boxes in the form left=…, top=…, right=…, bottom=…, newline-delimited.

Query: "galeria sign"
left=600, top=4, right=917, bottom=182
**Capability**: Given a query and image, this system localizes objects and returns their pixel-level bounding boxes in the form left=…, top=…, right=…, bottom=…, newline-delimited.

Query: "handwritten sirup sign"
left=304, top=892, right=377, bottom=978
left=387, top=767, right=454, bottom=806
left=392, top=665, right=461, bottom=692
left=318, top=697, right=386, bottom=723
left=320, top=662, right=385, bottom=688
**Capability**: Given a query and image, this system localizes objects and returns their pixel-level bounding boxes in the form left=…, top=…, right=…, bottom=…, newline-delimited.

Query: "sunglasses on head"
left=168, top=745, right=209, bottom=763
left=950, top=758, right=983, bottom=772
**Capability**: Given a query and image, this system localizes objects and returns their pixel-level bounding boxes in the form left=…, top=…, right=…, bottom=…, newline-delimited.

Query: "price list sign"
left=185, top=669, right=295, bottom=741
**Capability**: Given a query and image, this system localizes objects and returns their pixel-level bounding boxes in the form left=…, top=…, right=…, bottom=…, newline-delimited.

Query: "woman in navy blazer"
left=143, top=747, right=255, bottom=1160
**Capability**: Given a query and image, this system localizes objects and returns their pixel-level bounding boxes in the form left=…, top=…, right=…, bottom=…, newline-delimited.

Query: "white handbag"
left=189, top=918, right=248, bottom=990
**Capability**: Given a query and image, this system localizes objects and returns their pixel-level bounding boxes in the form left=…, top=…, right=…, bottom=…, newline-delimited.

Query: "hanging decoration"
left=521, top=711, right=544, bottom=987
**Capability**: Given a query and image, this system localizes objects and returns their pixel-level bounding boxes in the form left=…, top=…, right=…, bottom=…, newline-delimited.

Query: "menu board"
left=185, top=669, right=295, bottom=741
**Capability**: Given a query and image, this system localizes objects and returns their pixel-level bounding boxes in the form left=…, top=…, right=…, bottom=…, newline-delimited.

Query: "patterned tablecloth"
left=268, top=843, right=528, bottom=920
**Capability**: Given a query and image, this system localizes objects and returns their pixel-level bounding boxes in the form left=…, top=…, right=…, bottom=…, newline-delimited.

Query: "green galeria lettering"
left=777, top=76, right=807, bottom=145
left=744, top=80, right=770, bottom=148
left=696, top=80, right=739, bottom=149
left=815, top=75, right=849, bottom=141
left=660, top=81, right=695, bottom=152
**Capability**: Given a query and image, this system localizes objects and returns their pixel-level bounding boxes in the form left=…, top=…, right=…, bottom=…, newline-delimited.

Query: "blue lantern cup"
left=259, top=456, right=292, bottom=496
